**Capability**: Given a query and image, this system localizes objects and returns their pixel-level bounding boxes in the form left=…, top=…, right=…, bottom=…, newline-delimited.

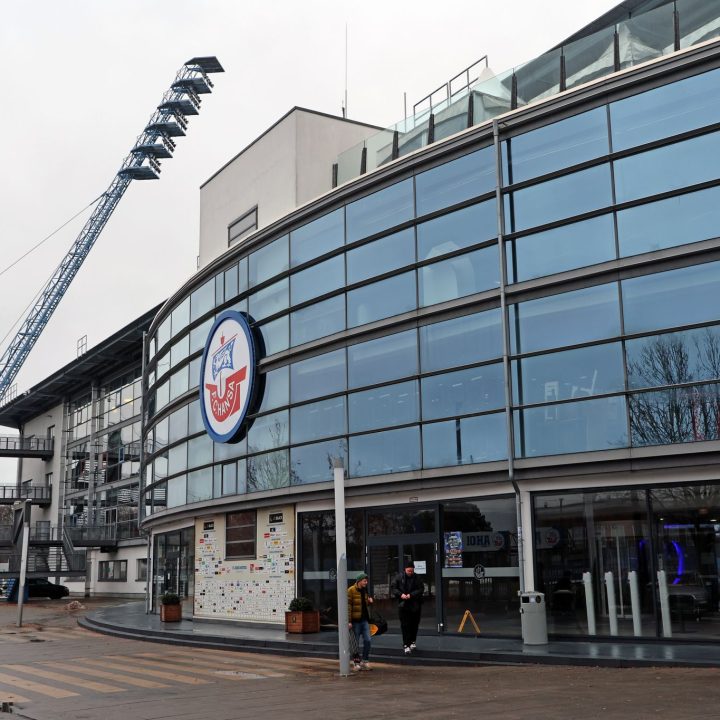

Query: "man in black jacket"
left=391, top=560, right=424, bottom=654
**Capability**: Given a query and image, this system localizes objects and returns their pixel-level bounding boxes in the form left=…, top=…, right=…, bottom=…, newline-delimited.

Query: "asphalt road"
left=0, top=598, right=719, bottom=719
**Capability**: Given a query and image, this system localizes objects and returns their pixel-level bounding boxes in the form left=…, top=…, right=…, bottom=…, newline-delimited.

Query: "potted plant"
left=285, top=596, right=320, bottom=633
left=160, top=591, right=182, bottom=622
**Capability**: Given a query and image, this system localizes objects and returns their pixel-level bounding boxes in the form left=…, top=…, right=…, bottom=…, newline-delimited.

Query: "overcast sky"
left=0, top=0, right=618, bottom=482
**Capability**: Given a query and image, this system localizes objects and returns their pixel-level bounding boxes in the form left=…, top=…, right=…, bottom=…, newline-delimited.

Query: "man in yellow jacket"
left=347, top=572, right=373, bottom=671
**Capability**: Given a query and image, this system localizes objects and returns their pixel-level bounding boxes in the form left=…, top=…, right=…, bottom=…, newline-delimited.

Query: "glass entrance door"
left=369, top=540, right=438, bottom=632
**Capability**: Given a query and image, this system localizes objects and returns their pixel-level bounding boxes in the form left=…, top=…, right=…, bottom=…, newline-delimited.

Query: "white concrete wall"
left=198, top=109, right=379, bottom=269
left=64, top=542, right=148, bottom=598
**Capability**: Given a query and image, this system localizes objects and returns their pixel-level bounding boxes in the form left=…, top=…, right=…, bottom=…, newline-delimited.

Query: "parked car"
left=27, top=578, right=69, bottom=600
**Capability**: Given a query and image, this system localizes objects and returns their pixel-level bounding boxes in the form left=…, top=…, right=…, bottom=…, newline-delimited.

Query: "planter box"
left=160, top=603, right=182, bottom=622
left=285, top=609, right=320, bottom=633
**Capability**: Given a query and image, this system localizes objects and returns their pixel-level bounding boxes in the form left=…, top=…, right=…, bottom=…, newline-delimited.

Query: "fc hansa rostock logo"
left=199, top=310, right=257, bottom=443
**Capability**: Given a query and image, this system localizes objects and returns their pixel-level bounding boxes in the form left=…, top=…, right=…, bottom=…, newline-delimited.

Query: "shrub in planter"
left=160, top=592, right=182, bottom=622
left=285, top=596, right=320, bottom=633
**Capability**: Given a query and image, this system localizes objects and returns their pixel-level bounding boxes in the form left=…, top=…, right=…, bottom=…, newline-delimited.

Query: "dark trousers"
left=399, top=605, right=421, bottom=646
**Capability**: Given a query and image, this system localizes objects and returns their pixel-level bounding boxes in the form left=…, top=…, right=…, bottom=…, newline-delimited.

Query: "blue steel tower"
left=0, top=56, right=223, bottom=403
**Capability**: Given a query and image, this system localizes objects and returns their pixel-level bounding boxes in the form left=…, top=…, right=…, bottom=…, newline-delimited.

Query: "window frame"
left=226, top=510, right=257, bottom=560
left=228, top=206, right=258, bottom=247
left=98, top=560, right=128, bottom=582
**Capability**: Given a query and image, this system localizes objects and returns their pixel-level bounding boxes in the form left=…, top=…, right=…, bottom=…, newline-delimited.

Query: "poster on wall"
left=444, top=531, right=463, bottom=568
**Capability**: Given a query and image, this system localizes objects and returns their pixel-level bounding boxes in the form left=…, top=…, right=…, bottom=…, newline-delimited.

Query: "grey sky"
left=0, top=0, right=618, bottom=482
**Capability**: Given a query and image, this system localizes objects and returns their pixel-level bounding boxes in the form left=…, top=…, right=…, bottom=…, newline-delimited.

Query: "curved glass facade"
left=142, top=60, right=720, bottom=517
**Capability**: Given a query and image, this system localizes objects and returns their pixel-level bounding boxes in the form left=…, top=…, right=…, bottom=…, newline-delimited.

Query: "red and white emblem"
left=200, top=311, right=256, bottom=443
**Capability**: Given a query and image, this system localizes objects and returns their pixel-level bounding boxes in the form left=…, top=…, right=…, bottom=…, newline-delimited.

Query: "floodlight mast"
left=0, top=57, right=223, bottom=404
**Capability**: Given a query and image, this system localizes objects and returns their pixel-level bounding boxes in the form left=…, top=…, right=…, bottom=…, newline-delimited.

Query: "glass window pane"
left=291, top=439, right=347, bottom=485
left=420, top=245, right=499, bottom=307
left=291, top=295, right=345, bottom=346
left=190, top=279, right=214, bottom=322
left=222, top=462, right=237, bottom=496
left=187, top=467, right=213, bottom=503
left=169, top=405, right=188, bottom=443
left=291, top=208, right=344, bottom=267
left=349, top=380, right=419, bottom=433
left=563, top=26, right=615, bottom=91
left=614, top=131, right=720, bottom=205
left=291, top=255, right=344, bottom=305
left=611, top=67, right=720, bottom=152
left=617, top=186, right=720, bottom=258
left=170, top=335, right=189, bottom=367
left=213, top=435, right=246, bottom=462
left=513, top=343, right=624, bottom=405
left=417, top=201, right=496, bottom=262
left=291, top=396, right=346, bottom=444
left=169, top=365, right=189, bottom=401
left=171, top=298, right=190, bottom=335
left=346, top=179, right=414, bottom=243
left=622, top=261, right=720, bottom=335
left=422, top=363, right=504, bottom=421
left=348, top=330, right=417, bottom=389
left=508, top=214, right=615, bottom=282
left=626, top=325, right=720, bottom=390
left=249, top=278, right=288, bottom=322
left=510, top=283, right=621, bottom=354
left=415, top=147, right=495, bottom=216
left=248, top=449, right=289, bottom=491
left=257, top=366, right=289, bottom=413
left=617, top=4, right=675, bottom=72
left=349, top=426, right=421, bottom=477
left=420, top=309, right=502, bottom=372
left=249, top=235, right=289, bottom=287
left=630, top=382, right=720, bottom=447
left=189, top=317, right=213, bottom=354
left=257, top=315, right=289, bottom=356
left=291, top=349, right=346, bottom=403
left=156, top=317, right=171, bottom=351
left=347, top=228, right=415, bottom=284
left=503, top=107, right=608, bottom=184
left=188, top=399, right=204, bottom=435
left=347, top=271, right=416, bottom=328
left=516, top=396, right=628, bottom=457
left=422, top=413, right=506, bottom=467
left=505, top=164, right=612, bottom=233
left=168, top=442, right=187, bottom=475
left=248, top=410, right=289, bottom=453
left=188, top=434, right=213, bottom=469
left=167, top=475, right=186, bottom=508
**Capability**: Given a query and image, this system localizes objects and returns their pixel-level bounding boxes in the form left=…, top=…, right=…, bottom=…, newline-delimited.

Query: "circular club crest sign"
left=199, top=310, right=257, bottom=443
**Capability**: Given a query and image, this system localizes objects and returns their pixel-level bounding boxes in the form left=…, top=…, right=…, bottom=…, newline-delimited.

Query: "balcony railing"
left=335, top=0, right=720, bottom=185
left=0, top=485, right=52, bottom=503
left=0, top=435, right=54, bottom=457
left=65, top=525, right=117, bottom=546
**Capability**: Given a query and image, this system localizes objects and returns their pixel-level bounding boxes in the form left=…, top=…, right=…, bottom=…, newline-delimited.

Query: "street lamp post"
left=333, top=457, right=350, bottom=677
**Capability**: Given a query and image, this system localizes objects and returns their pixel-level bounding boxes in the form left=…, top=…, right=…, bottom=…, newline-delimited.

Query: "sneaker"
left=410, top=642, right=416, bottom=651
left=360, top=661, right=372, bottom=671
left=351, top=662, right=362, bottom=672
left=404, top=645, right=411, bottom=655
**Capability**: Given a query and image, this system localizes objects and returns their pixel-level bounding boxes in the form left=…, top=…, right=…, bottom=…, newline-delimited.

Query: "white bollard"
left=657, top=570, right=672, bottom=638
left=628, top=570, right=642, bottom=637
left=605, top=571, right=618, bottom=636
left=583, top=572, right=596, bottom=635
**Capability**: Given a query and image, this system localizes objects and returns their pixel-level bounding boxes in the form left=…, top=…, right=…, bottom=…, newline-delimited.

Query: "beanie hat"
left=355, top=572, right=368, bottom=582
left=404, top=560, right=415, bottom=569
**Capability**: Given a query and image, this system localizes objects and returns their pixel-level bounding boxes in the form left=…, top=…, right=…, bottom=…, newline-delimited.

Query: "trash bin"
left=519, top=591, right=548, bottom=645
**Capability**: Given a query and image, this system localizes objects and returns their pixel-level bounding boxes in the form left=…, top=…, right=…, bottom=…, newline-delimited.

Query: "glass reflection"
left=420, top=309, right=502, bottom=372
left=347, top=271, right=416, bottom=327
left=349, top=380, right=419, bottom=433
left=291, top=295, right=345, bottom=346
left=510, top=283, right=621, bottom=354
left=422, top=364, right=504, bottom=421
left=516, top=395, right=628, bottom=457
left=346, top=179, right=414, bottom=243
left=247, top=410, right=289, bottom=453
left=513, top=343, right=624, bottom=405
left=249, top=235, right=289, bottom=287
left=626, top=325, right=720, bottom=390
left=630, top=383, right=720, bottom=447
left=423, top=412, right=506, bottom=467
left=247, top=449, right=290, bottom=491
left=349, top=426, right=421, bottom=477
left=415, top=147, right=495, bottom=216
left=291, top=255, right=344, bottom=305
left=348, top=330, right=417, bottom=389
left=291, top=209, right=344, bottom=267
left=347, top=228, right=414, bottom=284
left=291, top=439, right=347, bottom=485
left=291, top=349, right=346, bottom=403
left=417, top=201, right=496, bottom=261
left=507, top=214, right=615, bottom=283
left=419, top=246, right=499, bottom=307
left=291, top=396, right=346, bottom=444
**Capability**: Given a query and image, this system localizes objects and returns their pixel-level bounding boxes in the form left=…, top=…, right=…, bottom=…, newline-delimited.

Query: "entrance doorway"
left=369, top=539, right=438, bottom=631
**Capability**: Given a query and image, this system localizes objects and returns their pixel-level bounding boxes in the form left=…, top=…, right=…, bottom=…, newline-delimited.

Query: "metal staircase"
left=0, top=524, right=87, bottom=578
